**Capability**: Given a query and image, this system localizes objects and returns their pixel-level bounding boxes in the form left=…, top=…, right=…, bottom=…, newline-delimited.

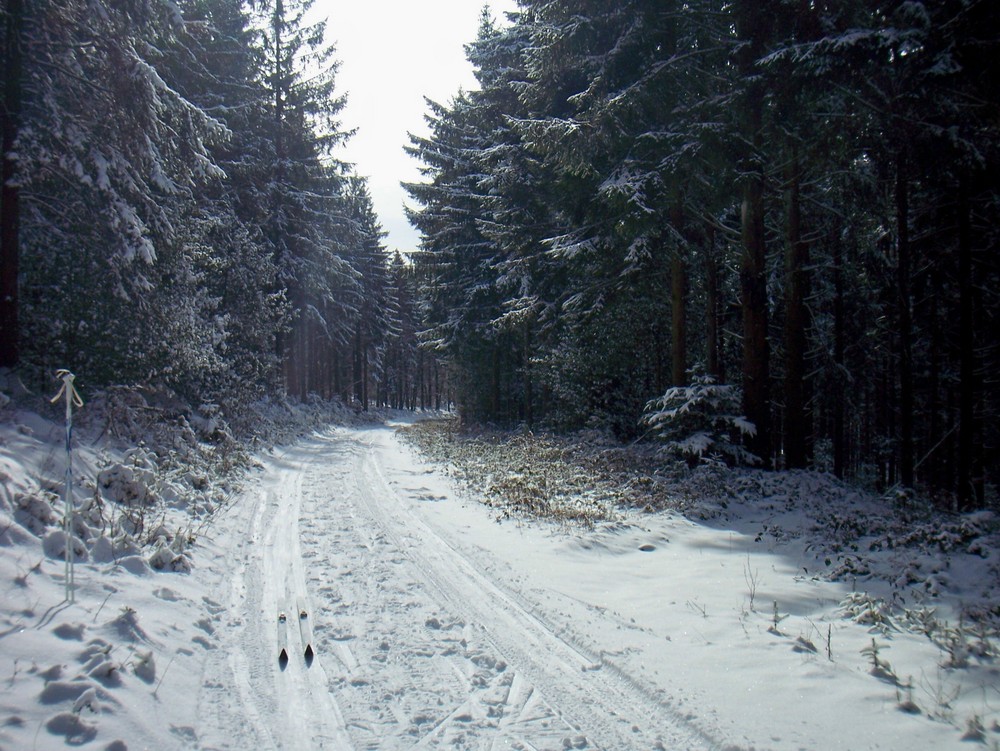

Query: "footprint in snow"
left=153, top=586, right=182, bottom=602
left=39, top=680, right=96, bottom=705
left=170, top=725, right=198, bottom=744
left=36, top=664, right=63, bottom=682
left=52, top=622, right=86, bottom=641
left=192, top=635, right=216, bottom=650
left=44, top=712, right=97, bottom=744
left=194, top=617, right=215, bottom=635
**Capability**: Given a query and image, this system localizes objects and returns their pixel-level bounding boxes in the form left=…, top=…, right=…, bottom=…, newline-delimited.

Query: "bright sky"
left=317, top=0, right=520, bottom=253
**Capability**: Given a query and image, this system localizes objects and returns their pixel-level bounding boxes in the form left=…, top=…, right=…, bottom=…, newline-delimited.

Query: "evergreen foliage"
left=2, top=0, right=996, bottom=508
left=641, top=375, right=759, bottom=468
left=0, top=0, right=433, bottom=414
left=405, top=0, right=999, bottom=507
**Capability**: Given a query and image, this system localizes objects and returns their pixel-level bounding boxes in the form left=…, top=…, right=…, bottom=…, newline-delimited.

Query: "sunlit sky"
left=317, top=0, right=520, bottom=253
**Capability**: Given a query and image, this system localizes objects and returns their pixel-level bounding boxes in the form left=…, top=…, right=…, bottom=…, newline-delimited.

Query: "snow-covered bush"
left=14, top=491, right=60, bottom=535
left=97, top=447, right=160, bottom=507
left=42, top=529, right=88, bottom=562
left=841, top=592, right=897, bottom=634
left=640, top=376, right=759, bottom=467
left=148, top=540, right=192, bottom=573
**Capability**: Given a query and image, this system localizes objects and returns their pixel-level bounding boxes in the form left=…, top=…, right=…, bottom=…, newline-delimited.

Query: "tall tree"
left=254, top=0, right=355, bottom=397
left=0, top=0, right=24, bottom=367
left=13, top=0, right=227, bottom=386
left=405, top=85, right=507, bottom=421
left=343, top=177, right=391, bottom=410
left=403, top=0, right=1000, bottom=503
left=730, top=0, right=774, bottom=467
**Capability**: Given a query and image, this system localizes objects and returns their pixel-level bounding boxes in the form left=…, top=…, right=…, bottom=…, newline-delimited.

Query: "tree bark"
left=270, top=0, right=289, bottom=377
left=928, top=264, right=944, bottom=494
left=956, top=176, right=982, bottom=509
left=434, top=359, right=441, bottom=411
left=895, top=152, right=914, bottom=488
left=704, top=224, right=722, bottom=382
left=353, top=326, right=363, bottom=406
left=523, top=321, right=533, bottom=426
left=668, top=177, right=687, bottom=391
left=735, top=1, right=772, bottom=467
left=671, top=253, right=687, bottom=387
left=783, top=142, right=811, bottom=468
left=832, top=231, right=846, bottom=479
left=491, top=344, right=500, bottom=420
left=0, top=0, right=24, bottom=368
left=361, top=341, right=369, bottom=411
left=741, top=174, right=771, bottom=468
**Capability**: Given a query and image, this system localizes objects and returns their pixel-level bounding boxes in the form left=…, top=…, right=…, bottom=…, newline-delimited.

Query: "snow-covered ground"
left=1, top=398, right=998, bottom=750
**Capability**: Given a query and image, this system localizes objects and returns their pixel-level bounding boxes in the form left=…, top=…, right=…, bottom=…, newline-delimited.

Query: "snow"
left=1, top=398, right=998, bottom=750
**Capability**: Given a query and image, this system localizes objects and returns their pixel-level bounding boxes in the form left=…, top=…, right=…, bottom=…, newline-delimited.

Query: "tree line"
left=0, top=0, right=442, bottom=413
left=405, top=1, right=998, bottom=508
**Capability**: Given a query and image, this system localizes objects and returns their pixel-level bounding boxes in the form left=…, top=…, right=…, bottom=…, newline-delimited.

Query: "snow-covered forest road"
left=3, top=412, right=989, bottom=750
left=197, top=424, right=712, bottom=750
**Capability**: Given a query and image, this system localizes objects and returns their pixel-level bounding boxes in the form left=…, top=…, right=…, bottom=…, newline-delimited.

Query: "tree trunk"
left=353, top=326, right=363, bottom=406
left=671, top=252, right=687, bottom=387
left=0, top=0, right=24, bottom=368
left=434, top=359, right=441, bottom=411
left=735, top=1, right=772, bottom=467
left=704, top=223, right=722, bottom=382
left=883, top=354, right=897, bottom=490
left=832, top=232, right=846, bottom=479
left=741, top=172, right=771, bottom=468
left=895, top=153, right=914, bottom=488
left=956, top=176, right=982, bottom=509
left=361, top=343, right=369, bottom=411
left=928, top=265, right=943, bottom=495
left=523, top=321, right=533, bottom=426
left=783, top=143, right=811, bottom=468
left=491, top=345, right=500, bottom=419
left=270, top=0, right=288, bottom=375
left=669, top=201, right=687, bottom=387
left=418, top=348, right=425, bottom=410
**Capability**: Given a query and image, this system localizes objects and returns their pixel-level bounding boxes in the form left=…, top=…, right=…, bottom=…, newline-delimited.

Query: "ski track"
left=198, top=424, right=715, bottom=751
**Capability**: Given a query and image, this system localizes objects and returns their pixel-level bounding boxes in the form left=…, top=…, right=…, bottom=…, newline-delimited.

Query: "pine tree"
left=342, top=177, right=391, bottom=410
left=253, top=0, right=355, bottom=397
left=405, top=88, right=505, bottom=421
left=0, top=0, right=24, bottom=367
left=12, top=0, right=227, bottom=385
left=404, top=0, right=1000, bottom=502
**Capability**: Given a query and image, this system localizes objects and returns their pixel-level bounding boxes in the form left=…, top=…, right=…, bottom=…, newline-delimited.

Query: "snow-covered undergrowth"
left=0, top=372, right=375, bottom=748
left=402, top=417, right=1000, bottom=744
left=4, top=379, right=999, bottom=749
left=2, top=379, right=365, bottom=577
left=402, top=419, right=624, bottom=524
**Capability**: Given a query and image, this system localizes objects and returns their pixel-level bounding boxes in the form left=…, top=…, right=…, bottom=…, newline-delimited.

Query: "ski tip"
left=278, top=612, right=287, bottom=623
left=304, top=644, right=314, bottom=665
left=279, top=648, right=289, bottom=667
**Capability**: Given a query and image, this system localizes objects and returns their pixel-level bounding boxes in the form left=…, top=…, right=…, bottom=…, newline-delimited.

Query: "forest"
left=0, top=0, right=442, bottom=414
left=1, top=1, right=997, bottom=509
left=405, top=1, right=999, bottom=508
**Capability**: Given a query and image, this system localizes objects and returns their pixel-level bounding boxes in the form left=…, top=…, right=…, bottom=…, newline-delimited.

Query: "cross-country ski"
left=296, top=596, right=314, bottom=665
left=277, top=610, right=289, bottom=667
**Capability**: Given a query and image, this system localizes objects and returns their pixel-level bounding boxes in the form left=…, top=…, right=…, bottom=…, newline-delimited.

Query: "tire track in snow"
left=298, top=431, right=578, bottom=750
left=348, top=425, right=717, bottom=750
left=201, top=424, right=719, bottom=750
